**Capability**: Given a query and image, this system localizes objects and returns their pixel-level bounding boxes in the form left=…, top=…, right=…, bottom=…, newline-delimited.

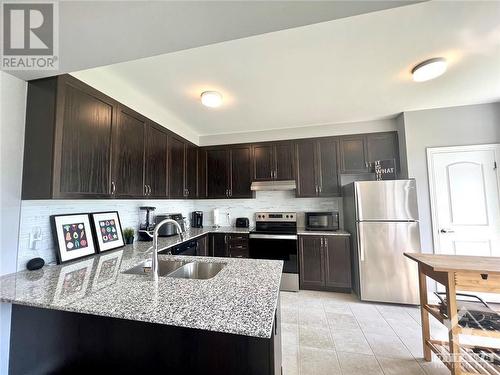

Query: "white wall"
left=199, top=118, right=397, bottom=146
left=0, top=71, right=27, bottom=375
left=18, top=192, right=340, bottom=270
left=403, top=102, right=500, bottom=255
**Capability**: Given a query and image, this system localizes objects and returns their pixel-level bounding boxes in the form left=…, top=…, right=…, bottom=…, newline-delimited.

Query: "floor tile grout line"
left=373, top=304, right=430, bottom=375
left=348, top=303, right=390, bottom=375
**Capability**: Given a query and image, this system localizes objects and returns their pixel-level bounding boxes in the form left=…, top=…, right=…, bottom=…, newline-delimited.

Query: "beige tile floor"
left=280, top=290, right=451, bottom=375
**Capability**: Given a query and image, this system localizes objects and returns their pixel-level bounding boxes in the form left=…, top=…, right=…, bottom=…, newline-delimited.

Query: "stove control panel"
left=255, top=212, right=297, bottom=222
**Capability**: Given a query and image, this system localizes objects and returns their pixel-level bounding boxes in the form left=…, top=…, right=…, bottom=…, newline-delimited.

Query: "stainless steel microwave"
left=305, top=211, right=339, bottom=231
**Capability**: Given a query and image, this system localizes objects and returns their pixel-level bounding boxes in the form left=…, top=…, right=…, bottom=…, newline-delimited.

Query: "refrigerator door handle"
left=358, top=222, right=365, bottom=262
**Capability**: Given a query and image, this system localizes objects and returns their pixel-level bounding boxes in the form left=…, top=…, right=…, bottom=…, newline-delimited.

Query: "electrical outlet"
left=29, top=226, right=42, bottom=250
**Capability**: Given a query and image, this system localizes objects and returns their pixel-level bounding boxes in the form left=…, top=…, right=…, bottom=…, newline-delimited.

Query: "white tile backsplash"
left=16, top=191, right=341, bottom=270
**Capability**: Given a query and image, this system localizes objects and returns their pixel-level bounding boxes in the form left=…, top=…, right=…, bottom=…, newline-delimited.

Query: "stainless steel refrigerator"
left=343, top=180, right=421, bottom=305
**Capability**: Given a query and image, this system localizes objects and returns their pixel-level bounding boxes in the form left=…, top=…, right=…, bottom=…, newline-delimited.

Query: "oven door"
left=249, top=233, right=298, bottom=273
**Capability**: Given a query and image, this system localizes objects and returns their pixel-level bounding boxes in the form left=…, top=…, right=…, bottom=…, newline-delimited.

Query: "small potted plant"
left=123, top=228, right=135, bottom=245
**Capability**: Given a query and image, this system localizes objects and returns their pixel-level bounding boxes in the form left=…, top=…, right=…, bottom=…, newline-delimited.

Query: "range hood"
left=250, top=180, right=297, bottom=191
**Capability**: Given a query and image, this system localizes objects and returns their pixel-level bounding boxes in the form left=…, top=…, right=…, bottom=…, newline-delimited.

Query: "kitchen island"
left=0, top=234, right=283, bottom=374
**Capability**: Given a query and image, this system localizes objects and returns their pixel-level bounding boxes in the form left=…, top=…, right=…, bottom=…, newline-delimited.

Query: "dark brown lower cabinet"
left=227, top=234, right=249, bottom=258
left=209, top=233, right=229, bottom=257
left=196, top=235, right=208, bottom=256
left=299, top=235, right=351, bottom=292
left=208, top=233, right=249, bottom=258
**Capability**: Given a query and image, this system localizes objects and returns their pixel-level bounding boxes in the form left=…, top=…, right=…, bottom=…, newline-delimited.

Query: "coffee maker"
left=191, top=211, right=203, bottom=228
left=138, top=206, right=156, bottom=241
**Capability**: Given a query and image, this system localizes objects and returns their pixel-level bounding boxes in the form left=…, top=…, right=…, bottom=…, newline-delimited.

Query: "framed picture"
left=53, top=257, right=95, bottom=304
left=50, top=213, right=97, bottom=264
left=92, top=250, right=123, bottom=292
left=90, top=211, right=125, bottom=253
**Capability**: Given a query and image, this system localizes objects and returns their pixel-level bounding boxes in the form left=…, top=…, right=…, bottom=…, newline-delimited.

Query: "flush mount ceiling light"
left=411, top=57, right=447, bottom=82
left=200, top=91, right=223, bottom=108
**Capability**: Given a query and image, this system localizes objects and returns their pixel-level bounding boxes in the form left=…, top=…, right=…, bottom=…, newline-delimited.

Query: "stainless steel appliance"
left=155, top=214, right=185, bottom=237
left=249, top=212, right=298, bottom=291
left=191, top=211, right=203, bottom=228
left=138, top=206, right=156, bottom=241
left=343, top=180, right=421, bottom=305
left=305, top=211, right=339, bottom=231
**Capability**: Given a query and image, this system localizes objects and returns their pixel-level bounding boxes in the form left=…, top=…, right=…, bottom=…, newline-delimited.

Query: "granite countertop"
left=0, top=227, right=282, bottom=339
left=297, top=228, right=350, bottom=236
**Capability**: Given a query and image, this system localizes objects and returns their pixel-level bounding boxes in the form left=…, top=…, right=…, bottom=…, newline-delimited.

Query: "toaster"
left=235, top=217, right=249, bottom=228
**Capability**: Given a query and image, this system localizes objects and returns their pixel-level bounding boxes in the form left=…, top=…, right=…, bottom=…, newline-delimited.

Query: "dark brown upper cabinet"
left=229, top=146, right=252, bottom=198
left=168, top=135, right=186, bottom=199
left=295, top=138, right=340, bottom=198
left=185, top=144, right=198, bottom=198
left=111, top=106, right=146, bottom=198
left=22, top=75, right=117, bottom=199
left=206, top=148, right=230, bottom=199
left=252, top=142, right=293, bottom=181
left=197, top=149, right=207, bottom=199
left=339, top=135, right=368, bottom=173
left=299, top=235, right=351, bottom=292
left=145, top=123, right=168, bottom=198
left=205, top=145, right=252, bottom=199
left=295, top=140, right=317, bottom=198
left=317, top=138, right=340, bottom=197
left=340, top=132, right=399, bottom=174
left=365, top=132, right=399, bottom=172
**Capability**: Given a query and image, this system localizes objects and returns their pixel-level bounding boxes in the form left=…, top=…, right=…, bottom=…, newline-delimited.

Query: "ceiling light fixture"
left=411, top=57, right=447, bottom=82
left=200, top=91, right=223, bottom=108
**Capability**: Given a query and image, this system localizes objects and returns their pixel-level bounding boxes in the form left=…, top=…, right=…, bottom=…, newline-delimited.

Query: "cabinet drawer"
left=229, top=244, right=249, bottom=258
left=455, top=272, right=500, bottom=293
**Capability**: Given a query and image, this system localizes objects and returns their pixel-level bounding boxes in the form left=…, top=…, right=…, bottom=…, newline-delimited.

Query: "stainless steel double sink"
left=123, top=259, right=225, bottom=280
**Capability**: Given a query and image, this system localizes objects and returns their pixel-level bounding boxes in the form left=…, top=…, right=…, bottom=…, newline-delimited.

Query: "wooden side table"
left=405, top=253, right=500, bottom=375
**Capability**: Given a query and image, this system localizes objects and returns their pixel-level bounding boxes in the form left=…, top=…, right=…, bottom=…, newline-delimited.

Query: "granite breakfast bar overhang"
left=0, top=236, right=283, bottom=375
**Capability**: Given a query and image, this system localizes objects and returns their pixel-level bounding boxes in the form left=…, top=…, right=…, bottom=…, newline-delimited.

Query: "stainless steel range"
left=249, top=212, right=299, bottom=292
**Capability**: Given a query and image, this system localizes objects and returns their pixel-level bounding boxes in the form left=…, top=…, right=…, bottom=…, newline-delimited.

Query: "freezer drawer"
left=357, top=221, right=420, bottom=304
left=355, top=180, right=419, bottom=221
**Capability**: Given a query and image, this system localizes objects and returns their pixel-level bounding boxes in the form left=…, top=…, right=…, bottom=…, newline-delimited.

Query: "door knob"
left=440, top=229, right=455, bottom=233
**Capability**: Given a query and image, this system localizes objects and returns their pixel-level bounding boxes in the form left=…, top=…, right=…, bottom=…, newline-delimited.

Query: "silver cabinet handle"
left=111, top=181, right=116, bottom=195
left=325, top=238, right=328, bottom=247
left=148, top=185, right=152, bottom=195
left=229, top=189, right=232, bottom=197
left=319, top=185, right=322, bottom=193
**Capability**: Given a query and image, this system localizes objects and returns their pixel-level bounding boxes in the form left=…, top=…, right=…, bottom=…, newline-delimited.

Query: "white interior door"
left=430, top=147, right=500, bottom=256
left=428, top=145, right=500, bottom=300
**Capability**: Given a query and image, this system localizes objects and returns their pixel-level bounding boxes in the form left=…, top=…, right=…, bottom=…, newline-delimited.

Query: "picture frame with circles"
left=50, top=213, right=97, bottom=264
left=89, top=211, right=125, bottom=253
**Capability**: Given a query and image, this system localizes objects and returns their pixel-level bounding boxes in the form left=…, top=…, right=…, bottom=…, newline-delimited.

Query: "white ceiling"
left=12, top=1, right=418, bottom=81
left=73, top=1, right=500, bottom=138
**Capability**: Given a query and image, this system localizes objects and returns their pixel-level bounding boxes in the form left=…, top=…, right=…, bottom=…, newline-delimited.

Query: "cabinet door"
left=366, top=132, right=399, bottom=172
left=340, top=135, right=368, bottom=173
left=228, top=234, right=249, bottom=258
left=324, top=236, right=351, bottom=289
left=196, top=235, right=208, bottom=256
left=317, top=138, right=340, bottom=197
left=59, top=82, right=114, bottom=197
left=145, top=123, right=167, bottom=198
left=295, top=140, right=317, bottom=197
left=206, top=149, right=229, bottom=198
left=230, top=146, right=252, bottom=198
left=168, top=135, right=186, bottom=198
left=274, top=142, right=294, bottom=180
left=197, top=149, right=207, bottom=198
left=252, top=144, right=274, bottom=181
left=185, top=144, right=198, bottom=198
left=299, top=235, right=324, bottom=289
left=111, top=106, right=146, bottom=197
left=209, top=233, right=228, bottom=257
